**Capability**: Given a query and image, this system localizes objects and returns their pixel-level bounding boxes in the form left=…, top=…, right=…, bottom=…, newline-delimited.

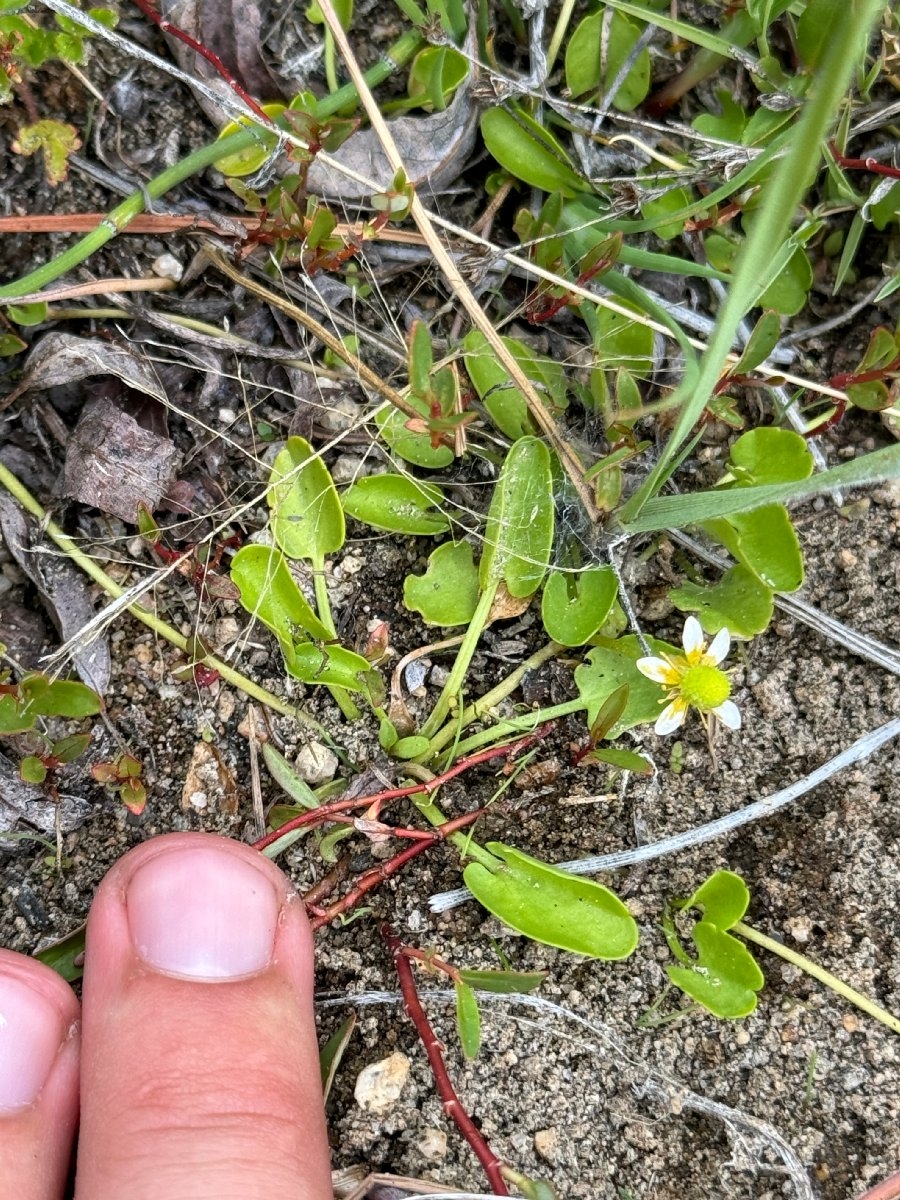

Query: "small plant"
left=91, top=753, right=146, bottom=816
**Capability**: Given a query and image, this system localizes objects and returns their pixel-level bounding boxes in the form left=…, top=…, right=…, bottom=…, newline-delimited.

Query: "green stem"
left=418, top=584, right=498, bottom=740
left=545, top=0, right=578, bottom=75
left=0, top=462, right=334, bottom=741
left=410, top=778, right=499, bottom=869
left=734, top=920, right=900, bottom=1037
left=420, top=640, right=563, bottom=760
left=312, top=559, right=360, bottom=721
left=0, top=27, right=424, bottom=303
left=441, top=697, right=586, bottom=762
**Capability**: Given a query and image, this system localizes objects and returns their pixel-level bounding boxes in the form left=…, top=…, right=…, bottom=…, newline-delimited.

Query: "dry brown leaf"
left=181, top=741, right=240, bottom=814
left=488, top=582, right=533, bottom=624
left=160, top=0, right=288, bottom=125
left=306, top=85, right=479, bottom=200
left=2, top=332, right=167, bottom=410
left=63, top=390, right=182, bottom=523
left=0, top=494, right=111, bottom=693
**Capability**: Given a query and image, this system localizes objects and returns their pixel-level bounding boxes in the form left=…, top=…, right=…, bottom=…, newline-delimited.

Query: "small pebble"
left=294, top=741, right=338, bottom=785
left=354, top=1052, right=410, bottom=1114
left=151, top=253, right=183, bottom=281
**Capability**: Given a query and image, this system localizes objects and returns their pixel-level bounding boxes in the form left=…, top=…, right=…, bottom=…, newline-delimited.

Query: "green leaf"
left=457, top=969, right=547, bottom=994
left=12, top=119, right=81, bottom=186
left=702, top=506, right=803, bottom=592
left=586, top=747, right=654, bottom=774
left=669, top=565, right=774, bottom=638
left=732, top=311, right=782, bottom=375
left=463, top=330, right=568, bottom=440
left=464, top=843, right=638, bottom=959
left=262, top=742, right=321, bottom=809
left=667, top=921, right=764, bottom=1018
left=231, top=544, right=334, bottom=644
left=693, top=90, right=748, bottom=142
left=796, top=0, right=845, bottom=69
left=480, top=437, right=554, bottom=598
left=408, top=320, right=433, bottom=396
left=618, top=443, right=900, bottom=531
left=391, top=735, right=431, bottom=758
left=639, top=185, right=694, bottom=240
left=682, top=870, right=751, bottom=929
left=565, top=10, right=651, bottom=111
left=6, top=301, right=48, bottom=327
left=283, top=641, right=374, bottom=694
left=375, top=404, right=455, bottom=468
left=403, top=540, right=480, bottom=626
left=590, top=301, right=655, bottom=374
left=574, top=635, right=675, bottom=735
left=20, top=756, right=48, bottom=784
left=319, top=1013, right=356, bottom=1103
left=34, top=924, right=86, bottom=983
left=269, top=436, right=344, bottom=566
left=51, top=733, right=91, bottom=763
left=455, top=980, right=482, bottom=1059
left=341, top=474, right=450, bottom=535
left=0, top=332, right=27, bottom=356
left=540, top=566, right=618, bottom=646
left=480, top=105, right=585, bottom=197
left=28, top=679, right=102, bottom=718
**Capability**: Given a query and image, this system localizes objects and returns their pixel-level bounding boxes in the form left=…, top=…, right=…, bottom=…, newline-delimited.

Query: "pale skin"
left=0, top=832, right=334, bottom=1200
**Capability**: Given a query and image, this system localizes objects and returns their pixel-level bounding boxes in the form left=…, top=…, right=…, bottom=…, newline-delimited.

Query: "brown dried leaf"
left=63, top=392, right=182, bottom=523
left=3, top=332, right=166, bottom=410
left=160, top=0, right=288, bottom=125
left=307, top=85, right=478, bottom=200
left=181, top=741, right=240, bottom=814
left=488, top=581, right=533, bottom=624
left=0, top=494, right=111, bottom=693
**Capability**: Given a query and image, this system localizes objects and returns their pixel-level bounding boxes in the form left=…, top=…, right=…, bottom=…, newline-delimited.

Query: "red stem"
left=251, top=728, right=550, bottom=854
left=308, top=809, right=483, bottom=930
left=129, top=0, right=273, bottom=123
left=829, top=142, right=900, bottom=180
left=382, top=924, right=510, bottom=1195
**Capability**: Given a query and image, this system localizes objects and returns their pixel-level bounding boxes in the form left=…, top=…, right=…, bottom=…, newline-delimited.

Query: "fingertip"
left=0, top=949, right=80, bottom=1200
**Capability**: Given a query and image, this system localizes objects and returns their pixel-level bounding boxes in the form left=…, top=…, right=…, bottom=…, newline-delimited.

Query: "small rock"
left=294, top=741, right=338, bottom=785
left=317, top=393, right=362, bottom=434
left=416, top=1128, right=447, bottom=1161
left=354, top=1051, right=410, bottom=1114
left=534, top=1128, right=559, bottom=1163
left=331, top=454, right=372, bottom=485
left=151, top=253, right=183, bottom=281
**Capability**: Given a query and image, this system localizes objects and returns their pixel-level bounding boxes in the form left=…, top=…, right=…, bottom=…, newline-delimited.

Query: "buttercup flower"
left=637, top=616, right=741, bottom=736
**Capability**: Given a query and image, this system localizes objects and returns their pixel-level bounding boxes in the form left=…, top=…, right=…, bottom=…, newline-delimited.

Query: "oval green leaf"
left=375, top=404, right=455, bottom=469
left=480, top=437, right=554, bottom=598
left=667, top=921, right=764, bottom=1019
left=403, top=540, right=480, bottom=626
left=269, top=436, right=344, bottom=565
left=669, top=564, right=774, bottom=638
left=565, top=10, right=651, bottom=111
left=481, top=106, right=585, bottom=197
left=231, top=544, right=333, bottom=644
left=463, top=331, right=568, bottom=440
left=541, top=566, right=618, bottom=646
left=341, top=474, right=450, bottom=535
left=683, top=869, right=750, bottom=929
left=464, top=842, right=638, bottom=959
left=455, top=980, right=482, bottom=1060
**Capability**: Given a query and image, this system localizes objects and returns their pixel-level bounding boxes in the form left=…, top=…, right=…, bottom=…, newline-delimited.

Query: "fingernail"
left=0, top=973, right=67, bottom=1110
left=126, top=844, right=281, bottom=980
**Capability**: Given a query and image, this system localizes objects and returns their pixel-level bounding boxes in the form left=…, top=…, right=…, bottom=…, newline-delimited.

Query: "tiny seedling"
left=664, top=870, right=900, bottom=1034
left=91, top=753, right=147, bottom=816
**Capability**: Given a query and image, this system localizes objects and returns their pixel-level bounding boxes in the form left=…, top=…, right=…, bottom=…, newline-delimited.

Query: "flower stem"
left=734, top=920, right=900, bottom=1036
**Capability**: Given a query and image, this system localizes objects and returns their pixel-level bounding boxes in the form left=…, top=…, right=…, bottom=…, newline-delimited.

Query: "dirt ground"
left=1, top=5, right=899, bottom=1199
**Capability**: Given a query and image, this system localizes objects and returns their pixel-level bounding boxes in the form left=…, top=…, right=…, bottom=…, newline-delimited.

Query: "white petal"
left=706, top=626, right=731, bottom=665
left=636, top=656, right=673, bottom=683
left=655, top=699, right=687, bottom=735
left=713, top=699, right=741, bottom=730
left=682, top=616, right=704, bottom=656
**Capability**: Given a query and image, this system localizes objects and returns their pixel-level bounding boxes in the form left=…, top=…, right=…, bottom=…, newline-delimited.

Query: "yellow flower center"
left=678, top=664, right=731, bottom=712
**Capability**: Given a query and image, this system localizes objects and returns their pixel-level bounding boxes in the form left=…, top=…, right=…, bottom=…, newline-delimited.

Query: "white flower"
left=636, top=616, right=741, bottom=736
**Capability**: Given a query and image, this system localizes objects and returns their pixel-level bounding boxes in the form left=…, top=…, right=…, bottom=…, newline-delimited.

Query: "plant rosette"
left=636, top=616, right=740, bottom=735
